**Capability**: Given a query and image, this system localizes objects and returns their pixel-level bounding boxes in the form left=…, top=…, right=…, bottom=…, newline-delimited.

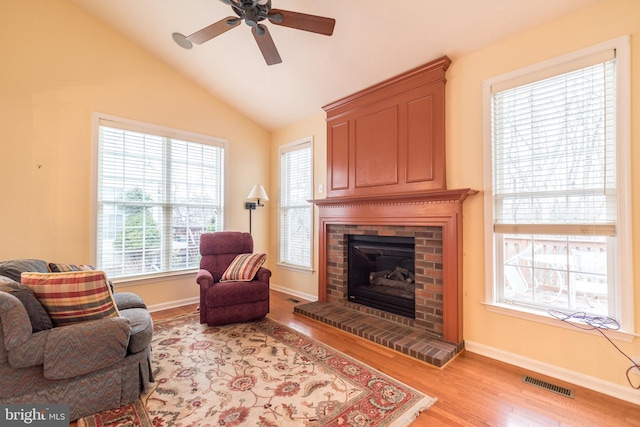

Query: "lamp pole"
left=245, top=201, right=257, bottom=234
left=245, top=184, right=268, bottom=234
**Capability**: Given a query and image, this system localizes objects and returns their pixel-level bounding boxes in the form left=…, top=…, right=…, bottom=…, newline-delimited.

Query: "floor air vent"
left=522, top=375, right=575, bottom=398
left=287, top=298, right=301, bottom=303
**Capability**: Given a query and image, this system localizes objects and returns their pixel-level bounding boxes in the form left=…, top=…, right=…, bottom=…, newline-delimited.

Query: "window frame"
left=278, top=137, right=314, bottom=272
left=90, top=113, right=228, bottom=283
left=482, top=36, right=633, bottom=334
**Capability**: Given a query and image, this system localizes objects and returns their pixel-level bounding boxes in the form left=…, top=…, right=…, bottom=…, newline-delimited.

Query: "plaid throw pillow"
left=21, top=270, right=119, bottom=326
left=220, top=253, right=267, bottom=282
left=47, top=262, right=114, bottom=293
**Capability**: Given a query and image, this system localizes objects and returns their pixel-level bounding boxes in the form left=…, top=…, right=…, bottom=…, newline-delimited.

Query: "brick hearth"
left=294, top=223, right=462, bottom=367
left=294, top=301, right=462, bottom=367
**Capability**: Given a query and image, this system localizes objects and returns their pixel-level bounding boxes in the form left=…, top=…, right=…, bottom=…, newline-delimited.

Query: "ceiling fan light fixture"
left=172, top=32, right=193, bottom=49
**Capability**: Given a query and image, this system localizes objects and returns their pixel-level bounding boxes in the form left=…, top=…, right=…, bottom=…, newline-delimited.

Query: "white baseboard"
left=464, top=340, right=640, bottom=405
left=147, top=297, right=199, bottom=313
left=269, top=283, right=318, bottom=303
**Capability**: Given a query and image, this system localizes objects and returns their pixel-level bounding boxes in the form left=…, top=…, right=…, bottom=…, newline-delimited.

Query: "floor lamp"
left=245, top=184, right=269, bottom=234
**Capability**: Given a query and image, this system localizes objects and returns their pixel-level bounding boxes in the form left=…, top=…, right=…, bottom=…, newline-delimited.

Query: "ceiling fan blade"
left=252, top=24, right=282, bottom=66
left=186, top=17, right=241, bottom=44
left=268, top=9, right=335, bottom=36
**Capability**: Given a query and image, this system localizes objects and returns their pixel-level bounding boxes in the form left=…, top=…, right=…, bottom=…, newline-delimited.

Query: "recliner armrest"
left=255, top=267, right=271, bottom=284
left=197, top=269, right=214, bottom=290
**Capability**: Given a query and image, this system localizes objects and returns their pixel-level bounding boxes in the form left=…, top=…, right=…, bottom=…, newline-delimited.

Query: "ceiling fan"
left=172, top=0, right=336, bottom=65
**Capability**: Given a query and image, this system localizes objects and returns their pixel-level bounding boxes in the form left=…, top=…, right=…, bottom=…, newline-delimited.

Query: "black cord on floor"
left=547, top=309, right=640, bottom=390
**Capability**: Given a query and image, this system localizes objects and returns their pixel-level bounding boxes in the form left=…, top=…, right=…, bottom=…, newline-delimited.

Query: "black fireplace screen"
left=348, top=234, right=415, bottom=318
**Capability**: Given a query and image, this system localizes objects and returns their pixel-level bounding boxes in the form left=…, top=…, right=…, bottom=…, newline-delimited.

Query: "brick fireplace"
left=293, top=190, right=476, bottom=366
left=330, top=224, right=443, bottom=334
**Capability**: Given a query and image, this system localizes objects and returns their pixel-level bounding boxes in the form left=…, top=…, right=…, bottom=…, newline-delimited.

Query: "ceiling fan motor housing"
left=235, top=0, right=271, bottom=27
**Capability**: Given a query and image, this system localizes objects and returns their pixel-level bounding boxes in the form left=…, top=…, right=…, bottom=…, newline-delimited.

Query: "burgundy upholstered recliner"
left=196, top=231, right=271, bottom=326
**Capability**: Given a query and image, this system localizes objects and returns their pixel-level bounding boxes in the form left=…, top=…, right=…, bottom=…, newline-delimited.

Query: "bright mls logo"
left=1, top=404, right=68, bottom=426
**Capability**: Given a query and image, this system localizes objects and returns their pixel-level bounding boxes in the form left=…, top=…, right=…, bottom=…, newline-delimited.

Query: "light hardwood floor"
left=153, top=290, right=640, bottom=426
left=74, top=290, right=640, bottom=426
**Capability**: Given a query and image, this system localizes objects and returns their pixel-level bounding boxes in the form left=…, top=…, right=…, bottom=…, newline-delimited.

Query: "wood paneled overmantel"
left=313, top=189, right=477, bottom=344
left=323, top=56, right=452, bottom=199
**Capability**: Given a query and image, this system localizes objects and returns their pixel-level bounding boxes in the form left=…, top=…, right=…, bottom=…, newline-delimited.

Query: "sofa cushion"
left=0, top=259, right=49, bottom=283
left=0, top=276, right=52, bottom=332
left=21, top=270, right=120, bottom=327
left=220, top=253, right=267, bottom=282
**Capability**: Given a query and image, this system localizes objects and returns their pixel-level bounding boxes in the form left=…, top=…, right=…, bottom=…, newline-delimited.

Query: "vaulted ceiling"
left=70, top=0, right=602, bottom=131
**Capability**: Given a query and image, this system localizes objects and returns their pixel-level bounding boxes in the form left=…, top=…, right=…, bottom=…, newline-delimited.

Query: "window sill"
left=111, top=269, right=198, bottom=288
left=276, top=263, right=314, bottom=274
left=482, top=302, right=637, bottom=343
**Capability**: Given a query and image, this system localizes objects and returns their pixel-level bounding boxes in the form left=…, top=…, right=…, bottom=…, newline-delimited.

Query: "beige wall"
left=0, top=0, right=271, bottom=307
left=269, top=114, right=326, bottom=300
left=271, top=0, right=640, bottom=398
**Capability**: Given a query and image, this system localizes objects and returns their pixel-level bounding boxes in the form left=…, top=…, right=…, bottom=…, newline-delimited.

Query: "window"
left=279, top=138, right=313, bottom=269
left=483, top=36, right=631, bottom=328
left=93, top=115, right=225, bottom=279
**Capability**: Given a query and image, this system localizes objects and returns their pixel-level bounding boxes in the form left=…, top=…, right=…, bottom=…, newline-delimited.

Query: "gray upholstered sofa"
left=0, top=259, right=154, bottom=421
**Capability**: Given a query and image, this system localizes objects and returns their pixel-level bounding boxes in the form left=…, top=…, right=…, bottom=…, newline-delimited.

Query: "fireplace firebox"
left=348, top=235, right=415, bottom=318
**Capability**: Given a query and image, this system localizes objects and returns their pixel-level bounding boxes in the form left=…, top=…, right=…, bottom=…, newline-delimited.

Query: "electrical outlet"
left=630, top=357, right=640, bottom=376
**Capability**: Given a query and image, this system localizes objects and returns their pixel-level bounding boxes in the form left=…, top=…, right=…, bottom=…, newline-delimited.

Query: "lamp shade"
left=247, top=184, right=269, bottom=201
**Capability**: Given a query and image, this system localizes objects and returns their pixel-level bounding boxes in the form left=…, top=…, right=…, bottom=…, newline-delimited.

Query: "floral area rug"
left=78, top=399, right=151, bottom=427
left=79, top=312, right=436, bottom=426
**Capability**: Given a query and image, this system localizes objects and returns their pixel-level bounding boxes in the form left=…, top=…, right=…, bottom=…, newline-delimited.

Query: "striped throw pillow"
left=21, top=270, right=119, bottom=326
left=220, top=253, right=267, bottom=282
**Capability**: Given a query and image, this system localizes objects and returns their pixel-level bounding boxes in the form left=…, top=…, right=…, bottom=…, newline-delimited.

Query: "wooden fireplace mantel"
left=312, top=188, right=478, bottom=344
left=312, top=188, right=476, bottom=207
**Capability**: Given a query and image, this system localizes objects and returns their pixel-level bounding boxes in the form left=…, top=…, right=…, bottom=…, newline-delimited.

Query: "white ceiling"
left=70, top=0, right=602, bottom=131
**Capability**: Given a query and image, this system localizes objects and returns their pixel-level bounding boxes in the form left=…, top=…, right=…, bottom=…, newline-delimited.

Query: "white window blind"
left=492, top=56, right=617, bottom=237
left=96, top=117, right=224, bottom=279
left=279, top=139, right=312, bottom=269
